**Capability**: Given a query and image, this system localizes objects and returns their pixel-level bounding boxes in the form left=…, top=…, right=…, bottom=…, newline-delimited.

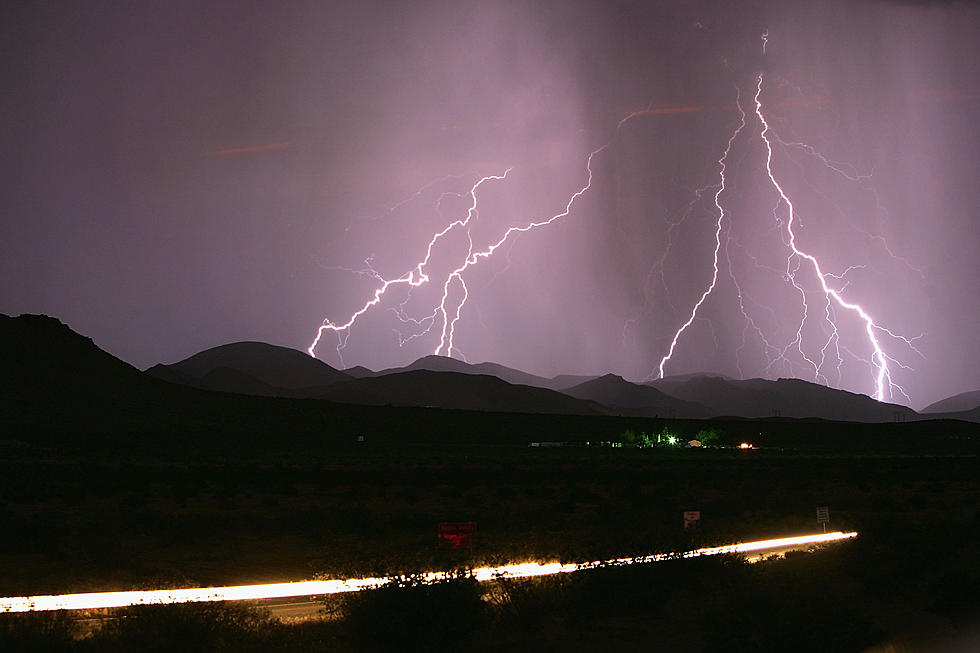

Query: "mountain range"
left=5, top=314, right=979, bottom=424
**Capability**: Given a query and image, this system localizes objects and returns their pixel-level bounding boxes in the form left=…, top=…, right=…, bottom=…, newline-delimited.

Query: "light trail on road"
left=0, top=531, right=856, bottom=613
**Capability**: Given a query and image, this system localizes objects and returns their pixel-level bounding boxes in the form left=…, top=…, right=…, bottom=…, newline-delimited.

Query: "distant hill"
left=4, top=313, right=979, bottom=453
left=342, top=365, right=376, bottom=379
left=146, top=341, right=350, bottom=397
left=648, top=375, right=918, bottom=422
left=370, top=355, right=555, bottom=388
left=548, top=374, right=600, bottom=391
left=370, top=355, right=600, bottom=391
left=921, top=390, right=980, bottom=414
left=561, top=374, right=710, bottom=418
left=319, top=370, right=603, bottom=415
left=8, top=312, right=959, bottom=428
left=920, top=407, right=980, bottom=423
left=659, top=371, right=735, bottom=383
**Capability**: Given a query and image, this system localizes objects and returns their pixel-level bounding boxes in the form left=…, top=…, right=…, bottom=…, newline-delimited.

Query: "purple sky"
left=2, top=1, right=978, bottom=409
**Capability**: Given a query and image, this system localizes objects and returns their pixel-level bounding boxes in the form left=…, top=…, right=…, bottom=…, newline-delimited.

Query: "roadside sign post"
left=816, top=506, right=830, bottom=533
left=438, top=521, right=477, bottom=548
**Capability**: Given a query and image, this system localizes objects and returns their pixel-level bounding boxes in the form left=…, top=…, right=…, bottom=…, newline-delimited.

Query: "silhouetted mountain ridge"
left=649, top=374, right=918, bottom=422
left=562, top=374, right=709, bottom=418
left=7, top=314, right=974, bottom=425
left=319, top=369, right=603, bottom=415
left=921, top=390, right=980, bottom=414
left=145, top=341, right=350, bottom=397
left=2, top=313, right=156, bottom=399
left=342, top=365, right=376, bottom=379
left=144, top=342, right=602, bottom=414
left=370, top=355, right=552, bottom=387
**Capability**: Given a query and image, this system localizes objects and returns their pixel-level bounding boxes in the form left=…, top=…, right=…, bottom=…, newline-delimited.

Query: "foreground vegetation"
left=2, top=436, right=976, bottom=596
left=2, top=396, right=977, bottom=650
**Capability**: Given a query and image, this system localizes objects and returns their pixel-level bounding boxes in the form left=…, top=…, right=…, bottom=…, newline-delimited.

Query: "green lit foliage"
left=620, top=429, right=653, bottom=447
left=696, top=428, right=722, bottom=447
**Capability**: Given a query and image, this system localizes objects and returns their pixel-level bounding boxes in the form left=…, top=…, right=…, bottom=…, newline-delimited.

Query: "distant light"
left=739, top=442, right=753, bottom=449
left=0, top=532, right=857, bottom=613
left=667, top=436, right=678, bottom=445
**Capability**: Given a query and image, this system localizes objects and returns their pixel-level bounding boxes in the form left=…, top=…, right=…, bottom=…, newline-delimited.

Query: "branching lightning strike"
left=309, top=111, right=648, bottom=365
left=649, top=33, right=922, bottom=402
left=308, top=169, right=512, bottom=364
left=651, top=89, right=747, bottom=381
left=310, top=31, right=922, bottom=404
left=754, top=74, right=906, bottom=401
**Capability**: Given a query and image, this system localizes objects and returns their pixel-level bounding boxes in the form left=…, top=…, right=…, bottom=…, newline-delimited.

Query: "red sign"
left=438, top=522, right=477, bottom=548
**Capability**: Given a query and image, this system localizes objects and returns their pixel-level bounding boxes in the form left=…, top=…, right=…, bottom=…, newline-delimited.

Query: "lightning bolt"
left=308, top=169, right=512, bottom=364
left=310, top=30, right=923, bottom=405
left=434, top=145, right=610, bottom=356
left=651, top=88, right=747, bottom=380
left=650, top=70, right=921, bottom=403
left=754, top=74, right=898, bottom=401
left=309, top=109, right=652, bottom=364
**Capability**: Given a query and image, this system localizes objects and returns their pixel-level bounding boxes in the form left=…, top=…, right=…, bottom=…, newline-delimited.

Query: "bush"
left=0, top=610, right=76, bottom=652
left=342, top=574, right=486, bottom=651
left=96, top=602, right=278, bottom=653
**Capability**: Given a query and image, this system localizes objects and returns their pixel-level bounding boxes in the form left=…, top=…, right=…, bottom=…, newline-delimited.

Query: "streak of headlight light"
left=0, top=531, right=857, bottom=612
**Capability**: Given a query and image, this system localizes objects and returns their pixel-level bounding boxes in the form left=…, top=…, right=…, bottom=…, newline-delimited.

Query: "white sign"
left=816, top=506, right=830, bottom=523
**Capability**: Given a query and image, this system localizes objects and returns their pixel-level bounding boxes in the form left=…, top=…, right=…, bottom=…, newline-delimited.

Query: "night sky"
left=2, top=0, right=978, bottom=409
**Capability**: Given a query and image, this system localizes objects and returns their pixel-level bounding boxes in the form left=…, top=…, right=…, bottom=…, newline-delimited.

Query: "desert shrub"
left=95, top=602, right=277, bottom=653
left=489, top=575, right=572, bottom=631
left=342, top=575, right=486, bottom=651
left=0, top=610, right=76, bottom=652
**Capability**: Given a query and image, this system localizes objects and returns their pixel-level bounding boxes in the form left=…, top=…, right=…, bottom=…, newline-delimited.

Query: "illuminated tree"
left=696, top=428, right=722, bottom=447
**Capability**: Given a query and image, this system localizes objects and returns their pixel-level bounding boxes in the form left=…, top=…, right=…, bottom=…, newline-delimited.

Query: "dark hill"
left=548, top=374, right=600, bottom=391
left=649, top=375, right=918, bottom=422
left=658, top=371, right=734, bottom=383
left=561, top=374, right=710, bottom=418
left=0, top=314, right=410, bottom=442
left=917, top=406, right=980, bottom=424
left=342, top=365, right=376, bottom=379
left=1, top=313, right=155, bottom=400
left=0, top=313, right=202, bottom=436
left=372, top=355, right=555, bottom=389
left=372, top=355, right=601, bottom=392
left=921, top=390, right=980, bottom=414
left=196, top=366, right=282, bottom=396
left=147, top=341, right=350, bottom=396
left=3, top=314, right=978, bottom=453
left=320, top=370, right=602, bottom=415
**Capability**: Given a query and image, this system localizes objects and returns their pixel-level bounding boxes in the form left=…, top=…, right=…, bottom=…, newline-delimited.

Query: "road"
left=0, top=531, right=857, bottom=615
left=259, top=532, right=855, bottom=621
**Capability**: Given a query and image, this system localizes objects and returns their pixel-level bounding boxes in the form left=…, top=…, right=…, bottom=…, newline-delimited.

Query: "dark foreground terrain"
left=2, top=314, right=978, bottom=650
left=1, top=431, right=978, bottom=651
